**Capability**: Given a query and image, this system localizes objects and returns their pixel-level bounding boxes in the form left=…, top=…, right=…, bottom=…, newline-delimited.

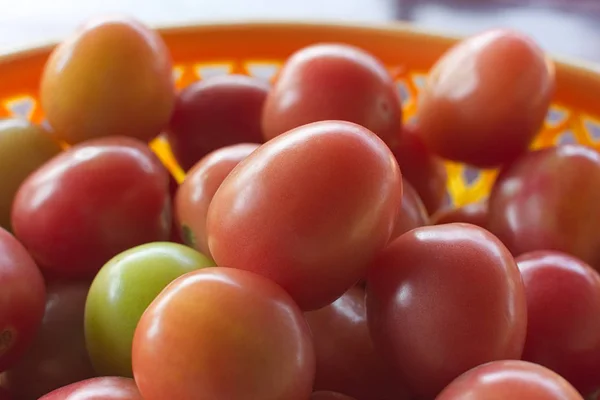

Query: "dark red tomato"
left=39, top=377, right=143, bottom=400
left=0, top=228, right=45, bottom=373
left=3, top=281, right=94, bottom=399
left=417, top=29, right=554, bottom=168
left=311, top=392, right=356, bottom=400
left=431, top=200, right=488, bottom=229
left=207, top=121, right=402, bottom=310
left=305, top=286, right=409, bottom=400
left=132, top=267, right=315, bottom=400
left=367, top=223, right=527, bottom=399
left=488, top=144, right=600, bottom=269
left=11, top=136, right=171, bottom=279
left=262, top=44, right=401, bottom=147
left=436, top=360, right=584, bottom=400
left=516, top=251, right=600, bottom=395
left=391, top=179, right=429, bottom=242
left=167, top=75, right=268, bottom=171
left=0, top=388, right=11, bottom=400
left=175, top=143, right=259, bottom=257
left=391, top=123, right=447, bottom=215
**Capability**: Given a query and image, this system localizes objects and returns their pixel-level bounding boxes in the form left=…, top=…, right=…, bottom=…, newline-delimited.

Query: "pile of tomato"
left=0, top=14, right=598, bottom=400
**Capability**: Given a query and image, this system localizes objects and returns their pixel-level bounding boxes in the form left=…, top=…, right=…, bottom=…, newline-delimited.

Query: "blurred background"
left=0, top=0, right=599, bottom=62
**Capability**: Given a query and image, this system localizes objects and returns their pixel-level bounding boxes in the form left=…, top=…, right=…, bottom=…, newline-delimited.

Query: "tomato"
left=515, top=251, right=600, bottom=395
left=40, top=15, right=175, bottom=144
left=436, top=360, right=584, bottom=400
left=262, top=44, right=401, bottom=147
left=166, top=75, right=268, bottom=171
left=367, top=223, right=527, bottom=399
left=39, top=377, right=143, bottom=400
left=305, top=286, right=410, bottom=400
left=132, top=267, right=315, bottom=400
left=311, top=392, right=356, bottom=400
left=3, top=281, right=95, bottom=399
left=175, top=143, right=259, bottom=257
left=488, top=144, right=600, bottom=269
left=391, top=179, right=429, bottom=241
left=0, top=388, right=10, bottom=400
left=431, top=200, right=488, bottom=229
left=207, top=121, right=402, bottom=310
left=85, top=242, right=214, bottom=377
left=0, top=118, right=62, bottom=232
left=11, top=137, right=171, bottom=279
left=416, top=29, right=554, bottom=167
left=0, top=228, right=46, bottom=372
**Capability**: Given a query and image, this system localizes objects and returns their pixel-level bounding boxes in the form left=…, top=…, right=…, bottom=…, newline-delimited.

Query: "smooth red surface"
left=311, top=392, right=356, bottom=400
left=39, top=377, right=143, bottom=400
left=367, top=223, right=527, bottom=399
left=432, top=200, right=488, bottom=229
left=207, top=121, right=402, bottom=310
left=132, top=267, right=315, bottom=400
left=391, top=179, right=429, bottom=241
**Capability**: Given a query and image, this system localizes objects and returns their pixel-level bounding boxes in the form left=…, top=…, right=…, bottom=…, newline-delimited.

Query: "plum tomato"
left=305, top=286, right=410, bottom=400
left=11, top=137, right=171, bottom=279
left=436, top=360, right=584, bottom=400
left=132, top=267, right=315, bottom=400
left=391, top=179, right=429, bottom=242
left=85, top=242, right=214, bottom=377
left=3, top=281, right=95, bottom=400
left=311, top=392, right=356, bottom=400
left=166, top=75, right=268, bottom=171
left=516, top=251, right=600, bottom=395
left=0, top=228, right=45, bottom=373
left=207, top=121, right=402, bottom=310
left=175, top=143, right=259, bottom=257
left=488, top=144, right=600, bottom=269
left=431, top=200, right=488, bottom=229
left=391, top=123, right=447, bottom=215
left=367, top=223, right=527, bottom=399
left=40, top=15, right=175, bottom=144
left=262, top=44, right=402, bottom=147
left=38, top=377, right=143, bottom=400
left=0, top=118, right=62, bottom=232
left=417, top=29, right=555, bottom=168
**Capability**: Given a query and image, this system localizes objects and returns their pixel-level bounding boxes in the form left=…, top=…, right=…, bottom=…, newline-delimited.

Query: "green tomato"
left=84, top=242, right=214, bottom=377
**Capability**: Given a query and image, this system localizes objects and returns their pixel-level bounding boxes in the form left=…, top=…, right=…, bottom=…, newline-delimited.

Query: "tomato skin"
left=40, top=15, right=175, bottom=144
left=391, top=179, right=429, bottom=241
left=132, top=267, right=315, bottom=400
left=516, top=251, right=600, bottom=395
left=167, top=75, right=268, bottom=171
left=311, top=392, right=356, bottom=400
left=207, top=121, right=402, bottom=310
left=38, top=377, right=143, bottom=400
left=367, top=223, right=527, bottom=399
left=175, top=143, right=259, bottom=257
left=431, top=200, right=488, bottom=229
left=436, top=360, right=584, bottom=400
left=11, top=137, right=171, bottom=279
left=262, top=44, right=401, bottom=147
left=488, top=145, right=600, bottom=269
left=417, top=29, right=554, bottom=168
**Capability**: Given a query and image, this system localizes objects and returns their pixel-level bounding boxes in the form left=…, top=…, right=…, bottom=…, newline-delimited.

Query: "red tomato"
left=516, top=251, right=600, bottom=395
left=0, top=388, right=11, bottom=400
left=262, top=44, right=401, bottom=147
left=391, top=179, right=429, bottom=241
left=11, top=136, right=171, bottom=279
left=38, top=377, right=143, bottom=400
left=431, top=200, right=488, bottom=229
left=436, top=360, right=584, bottom=400
left=175, top=143, right=259, bottom=257
left=0, top=228, right=45, bottom=372
left=311, top=392, right=356, bottom=400
left=417, top=29, right=554, bottom=167
left=367, top=223, right=527, bottom=399
left=488, top=144, right=600, bottom=269
left=207, top=121, right=402, bottom=310
left=305, top=286, right=410, bottom=400
left=166, top=75, right=268, bottom=171
left=132, top=267, right=315, bottom=400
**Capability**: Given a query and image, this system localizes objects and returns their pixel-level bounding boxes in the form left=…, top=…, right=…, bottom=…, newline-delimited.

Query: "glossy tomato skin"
left=432, top=200, right=488, bottom=229
left=516, top=251, right=600, bottom=395
left=167, top=75, right=268, bottom=171
left=132, top=267, right=315, bottom=400
left=11, top=137, right=171, bottom=279
left=262, top=44, right=401, bottom=147
left=367, top=223, right=527, bottom=399
left=0, top=228, right=46, bottom=373
left=436, top=360, right=584, bottom=400
left=311, top=392, right=356, bottom=400
left=39, top=377, right=143, bottom=400
left=40, top=15, right=175, bottom=144
left=175, top=143, right=259, bottom=257
left=305, top=286, right=410, bottom=400
left=207, top=121, right=402, bottom=310
left=417, top=30, right=554, bottom=168
left=488, top=144, right=600, bottom=269
left=391, top=179, right=429, bottom=241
